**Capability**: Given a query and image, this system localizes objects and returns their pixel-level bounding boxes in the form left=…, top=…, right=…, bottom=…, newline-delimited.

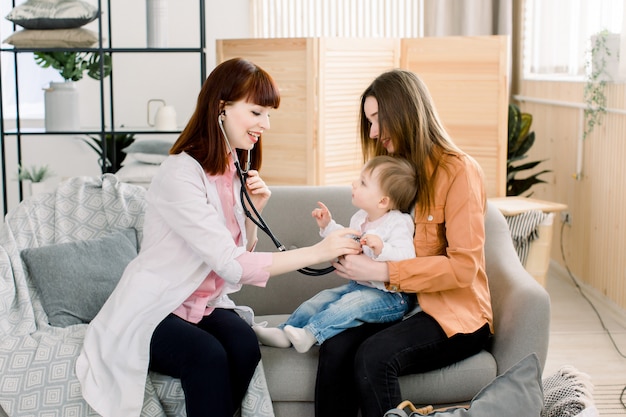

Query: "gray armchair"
left=231, top=185, right=551, bottom=417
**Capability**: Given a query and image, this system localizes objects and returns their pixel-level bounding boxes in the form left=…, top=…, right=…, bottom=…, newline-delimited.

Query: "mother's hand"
left=333, top=253, right=389, bottom=283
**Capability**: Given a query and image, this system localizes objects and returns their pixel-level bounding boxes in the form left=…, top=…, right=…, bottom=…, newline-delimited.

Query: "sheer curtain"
left=523, top=0, right=624, bottom=78
left=423, top=0, right=512, bottom=37
left=251, top=0, right=511, bottom=39
left=251, top=0, right=424, bottom=38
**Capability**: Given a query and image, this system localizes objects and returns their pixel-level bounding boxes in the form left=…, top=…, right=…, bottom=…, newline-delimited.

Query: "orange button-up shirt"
left=387, top=152, right=493, bottom=337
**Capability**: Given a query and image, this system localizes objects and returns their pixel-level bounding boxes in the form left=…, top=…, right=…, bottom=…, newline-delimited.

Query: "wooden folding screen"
left=216, top=35, right=508, bottom=197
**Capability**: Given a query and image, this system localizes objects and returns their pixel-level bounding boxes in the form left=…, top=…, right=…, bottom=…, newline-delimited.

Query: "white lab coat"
left=76, top=152, right=262, bottom=417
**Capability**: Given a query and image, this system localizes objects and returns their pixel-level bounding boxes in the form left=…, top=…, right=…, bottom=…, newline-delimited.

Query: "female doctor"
left=76, top=58, right=361, bottom=417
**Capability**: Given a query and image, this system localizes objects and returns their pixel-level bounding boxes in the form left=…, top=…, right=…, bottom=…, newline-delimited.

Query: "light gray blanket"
left=0, top=175, right=273, bottom=417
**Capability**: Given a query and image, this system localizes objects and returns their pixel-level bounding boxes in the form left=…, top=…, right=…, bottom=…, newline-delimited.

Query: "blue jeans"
left=282, top=281, right=412, bottom=344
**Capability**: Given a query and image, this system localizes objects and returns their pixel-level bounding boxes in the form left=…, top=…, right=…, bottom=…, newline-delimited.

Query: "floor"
left=544, top=264, right=626, bottom=416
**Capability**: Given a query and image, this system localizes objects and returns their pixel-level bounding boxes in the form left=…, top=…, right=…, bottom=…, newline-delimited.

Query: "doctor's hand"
left=314, top=228, right=362, bottom=263
left=244, top=170, right=271, bottom=212
left=333, top=253, right=389, bottom=283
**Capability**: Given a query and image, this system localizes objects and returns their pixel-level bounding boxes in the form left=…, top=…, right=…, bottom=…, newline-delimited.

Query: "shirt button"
left=427, top=214, right=433, bottom=221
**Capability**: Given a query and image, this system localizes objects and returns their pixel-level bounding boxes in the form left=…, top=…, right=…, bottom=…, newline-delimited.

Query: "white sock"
left=284, top=325, right=317, bottom=353
left=252, top=326, right=291, bottom=348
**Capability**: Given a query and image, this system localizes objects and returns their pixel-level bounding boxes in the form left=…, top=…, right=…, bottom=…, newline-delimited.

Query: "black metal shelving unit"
left=0, top=0, right=207, bottom=215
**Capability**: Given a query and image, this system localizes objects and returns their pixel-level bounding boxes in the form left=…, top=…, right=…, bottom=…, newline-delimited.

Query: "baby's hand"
left=360, top=234, right=383, bottom=257
left=312, top=201, right=332, bottom=229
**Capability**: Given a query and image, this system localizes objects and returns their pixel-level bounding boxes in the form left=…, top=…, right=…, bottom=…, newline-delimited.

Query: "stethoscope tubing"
left=234, top=161, right=336, bottom=276
left=219, top=114, right=334, bottom=276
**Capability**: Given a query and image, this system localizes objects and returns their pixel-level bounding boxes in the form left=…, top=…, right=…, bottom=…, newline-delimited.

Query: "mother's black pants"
left=315, top=311, right=491, bottom=417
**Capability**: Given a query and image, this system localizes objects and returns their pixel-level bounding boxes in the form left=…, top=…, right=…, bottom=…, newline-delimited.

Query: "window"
left=1, top=3, right=61, bottom=120
left=523, top=0, right=624, bottom=79
left=251, top=0, right=424, bottom=38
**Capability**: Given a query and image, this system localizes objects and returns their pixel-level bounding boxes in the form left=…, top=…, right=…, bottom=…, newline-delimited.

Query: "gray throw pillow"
left=21, top=229, right=138, bottom=328
left=5, top=0, right=99, bottom=30
left=384, top=353, right=544, bottom=417
left=123, top=139, right=173, bottom=156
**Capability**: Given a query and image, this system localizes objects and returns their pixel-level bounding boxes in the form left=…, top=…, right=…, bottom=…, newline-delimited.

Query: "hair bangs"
left=245, top=70, right=281, bottom=109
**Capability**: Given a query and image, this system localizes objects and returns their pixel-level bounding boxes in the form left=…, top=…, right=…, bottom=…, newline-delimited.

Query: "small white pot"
left=30, top=182, right=48, bottom=196
left=22, top=180, right=48, bottom=198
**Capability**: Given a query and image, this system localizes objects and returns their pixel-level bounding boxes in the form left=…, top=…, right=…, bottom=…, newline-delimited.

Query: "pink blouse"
left=173, top=155, right=272, bottom=323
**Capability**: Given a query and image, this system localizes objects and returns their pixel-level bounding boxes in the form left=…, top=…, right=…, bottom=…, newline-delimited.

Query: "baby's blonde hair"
left=363, top=155, right=417, bottom=213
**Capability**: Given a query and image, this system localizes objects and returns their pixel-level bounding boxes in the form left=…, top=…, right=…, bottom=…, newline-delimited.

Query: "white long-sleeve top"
left=76, top=152, right=271, bottom=417
left=321, top=209, right=416, bottom=290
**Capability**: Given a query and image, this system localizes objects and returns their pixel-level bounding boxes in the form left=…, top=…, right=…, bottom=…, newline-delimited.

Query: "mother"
left=315, top=69, right=494, bottom=417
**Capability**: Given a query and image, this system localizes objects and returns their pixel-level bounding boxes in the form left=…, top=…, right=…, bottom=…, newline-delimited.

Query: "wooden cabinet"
left=217, top=35, right=508, bottom=197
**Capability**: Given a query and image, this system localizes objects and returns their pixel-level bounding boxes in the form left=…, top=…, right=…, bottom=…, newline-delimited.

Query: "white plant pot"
left=30, top=181, right=47, bottom=196
left=44, top=81, right=80, bottom=131
left=591, top=32, right=622, bottom=82
left=21, top=180, right=47, bottom=198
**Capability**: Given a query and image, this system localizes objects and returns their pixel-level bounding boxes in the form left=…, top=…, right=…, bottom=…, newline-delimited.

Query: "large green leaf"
left=80, top=133, right=135, bottom=174
left=34, top=51, right=112, bottom=82
left=506, top=103, right=551, bottom=196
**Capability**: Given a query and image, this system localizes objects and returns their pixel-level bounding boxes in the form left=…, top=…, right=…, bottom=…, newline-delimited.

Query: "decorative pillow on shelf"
left=122, top=139, right=173, bottom=165
left=3, top=28, right=98, bottom=48
left=116, top=160, right=161, bottom=184
left=5, top=0, right=99, bottom=30
left=20, top=228, right=138, bottom=328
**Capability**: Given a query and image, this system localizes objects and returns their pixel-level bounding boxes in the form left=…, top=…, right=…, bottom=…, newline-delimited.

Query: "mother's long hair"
left=170, top=58, right=281, bottom=175
left=359, top=69, right=461, bottom=215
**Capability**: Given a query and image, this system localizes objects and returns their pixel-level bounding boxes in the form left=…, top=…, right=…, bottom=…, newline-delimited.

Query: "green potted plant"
left=33, top=51, right=112, bottom=131
left=507, top=103, right=551, bottom=196
left=34, top=51, right=112, bottom=82
left=17, top=164, right=54, bottom=196
left=583, top=29, right=614, bottom=140
left=80, top=133, right=136, bottom=174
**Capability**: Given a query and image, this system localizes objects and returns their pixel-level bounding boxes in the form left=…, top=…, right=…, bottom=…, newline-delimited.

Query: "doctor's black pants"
left=149, top=309, right=261, bottom=417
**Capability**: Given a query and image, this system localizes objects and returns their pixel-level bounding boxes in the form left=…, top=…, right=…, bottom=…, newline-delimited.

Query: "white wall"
left=2, top=0, right=250, bottom=212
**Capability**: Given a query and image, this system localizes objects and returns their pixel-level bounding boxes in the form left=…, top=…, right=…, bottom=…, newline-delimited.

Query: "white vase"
left=146, top=0, right=168, bottom=48
left=44, top=81, right=80, bottom=131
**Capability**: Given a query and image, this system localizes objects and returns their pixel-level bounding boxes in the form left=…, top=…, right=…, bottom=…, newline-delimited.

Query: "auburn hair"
left=170, top=58, right=280, bottom=175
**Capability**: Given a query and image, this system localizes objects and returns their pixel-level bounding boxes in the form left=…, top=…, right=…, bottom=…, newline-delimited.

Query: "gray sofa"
left=0, top=178, right=549, bottom=417
left=231, top=185, right=551, bottom=417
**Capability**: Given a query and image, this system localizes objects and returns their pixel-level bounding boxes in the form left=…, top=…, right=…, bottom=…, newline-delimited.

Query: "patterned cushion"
left=5, top=0, right=99, bottom=30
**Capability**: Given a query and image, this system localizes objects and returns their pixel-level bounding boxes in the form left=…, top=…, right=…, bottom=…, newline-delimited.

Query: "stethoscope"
left=219, top=113, right=335, bottom=276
